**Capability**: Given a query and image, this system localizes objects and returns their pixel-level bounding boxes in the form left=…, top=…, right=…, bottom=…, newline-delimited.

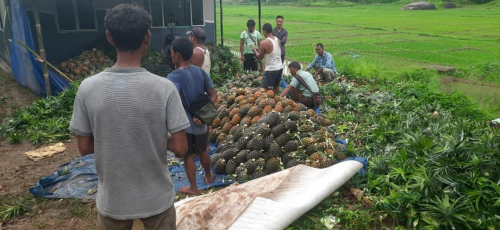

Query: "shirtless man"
left=252, top=23, right=283, bottom=94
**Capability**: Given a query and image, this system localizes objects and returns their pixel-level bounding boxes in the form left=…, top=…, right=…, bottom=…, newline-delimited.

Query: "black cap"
left=186, top=27, right=206, bottom=39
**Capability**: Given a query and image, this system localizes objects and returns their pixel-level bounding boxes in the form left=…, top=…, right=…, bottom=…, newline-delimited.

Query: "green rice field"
left=216, top=3, right=500, bottom=116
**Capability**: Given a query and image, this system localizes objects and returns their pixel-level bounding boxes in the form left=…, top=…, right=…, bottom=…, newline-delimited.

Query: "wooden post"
left=258, top=0, right=262, bottom=32
left=220, top=0, right=223, bottom=46
left=32, top=0, right=51, bottom=97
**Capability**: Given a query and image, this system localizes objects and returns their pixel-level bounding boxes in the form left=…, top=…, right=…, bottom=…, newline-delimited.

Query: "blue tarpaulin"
left=9, top=0, right=69, bottom=97
left=30, top=141, right=366, bottom=200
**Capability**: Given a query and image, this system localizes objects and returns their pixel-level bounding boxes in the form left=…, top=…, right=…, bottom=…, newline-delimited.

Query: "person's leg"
left=323, top=68, right=335, bottom=82
left=290, top=88, right=303, bottom=102
left=243, top=54, right=252, bottom=71
left=180, top=134, right=200, bottom=195
left=313, top=64, right=322, bottom=80
left=250, top=55, right=258, bottom=72
left=196, top=132, right=214, bottom=183
left=300, top=95, right=316, bottom=108
left=272, top=69, right=283, bottom=94
left=141, top=205, right=176, bottom=230
left=97, top=213, right=134, bottom=230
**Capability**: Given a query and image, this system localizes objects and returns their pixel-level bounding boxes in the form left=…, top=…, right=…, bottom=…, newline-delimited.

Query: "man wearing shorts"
left=168, top=38, right=218, bottom=195
left=69, top=4, right=189, bottom=229
left=252, top=23, right=283, bottom=94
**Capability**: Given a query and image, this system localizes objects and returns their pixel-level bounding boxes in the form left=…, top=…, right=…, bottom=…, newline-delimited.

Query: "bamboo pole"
left=258, top=0, right=262, bottom=32
left=220, top=0, right=223, bottom=46
left=15, top=40, right=73, bottom=83
left=32, top=0, right=51, bottom=97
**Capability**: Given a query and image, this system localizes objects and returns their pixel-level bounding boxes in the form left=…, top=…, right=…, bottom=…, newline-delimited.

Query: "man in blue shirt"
left=305, top=43, right=337, bottom=82
left=168, top=38, right=218, bottom=195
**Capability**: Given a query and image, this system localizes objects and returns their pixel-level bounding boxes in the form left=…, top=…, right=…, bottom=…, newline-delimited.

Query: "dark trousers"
left=243, top=54, right=258, bottom=71
left=291, top=88, right=315, bottom=108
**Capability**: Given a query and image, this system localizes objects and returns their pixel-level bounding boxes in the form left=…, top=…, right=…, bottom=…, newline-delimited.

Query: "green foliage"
left=317, top=75, right=500, bottom=229
left=0, top=197, right=32, bottom=221
left=0, top=81, right=79, bottom=144
left=206, top=43, right=242, bottom=86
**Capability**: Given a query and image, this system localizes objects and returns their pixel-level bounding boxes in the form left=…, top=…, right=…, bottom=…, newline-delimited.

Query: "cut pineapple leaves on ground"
left=1, top=47, right=499, bottom=229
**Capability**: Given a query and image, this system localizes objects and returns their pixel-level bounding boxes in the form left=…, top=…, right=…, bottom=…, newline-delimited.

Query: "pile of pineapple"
left=58, top=48, right=114, bottom=81
left=209, top=85, right=347, bottom=181
left=225, top=73, right=262, bottom=89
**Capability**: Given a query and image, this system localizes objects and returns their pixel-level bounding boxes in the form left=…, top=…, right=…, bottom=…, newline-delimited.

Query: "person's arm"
left=257, top=32, right=262, bottom=46
left=253, top=40, right=267, bottom=60
left=165, top=82, right=191, bottom=158
left=280, top=85, right=294, bottom=97
left=77, top=135, right=94, bottom=156
left=306, top=56, right=318, bottom=71
left=190, top=49, right=204, bottom=68
left=69, top=85, right=94, bottom=156
left=280, top=30, right=288, bottom=45
left=207, top=88, right=218, bottom=104
left=168, top=130, right=188, bottom=158
left=240, top=32, right=245, bottom=62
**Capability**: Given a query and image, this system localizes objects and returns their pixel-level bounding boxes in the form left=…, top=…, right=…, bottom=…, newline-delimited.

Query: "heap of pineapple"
left=58, top=48, right=114, bottom=80
left=209, top=86, right=347, bottom=181
left=226, top=73, right=262, bottom=89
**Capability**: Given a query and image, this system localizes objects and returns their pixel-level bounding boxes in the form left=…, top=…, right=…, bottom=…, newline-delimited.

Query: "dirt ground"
left=0, top=76, right=153, bottom=229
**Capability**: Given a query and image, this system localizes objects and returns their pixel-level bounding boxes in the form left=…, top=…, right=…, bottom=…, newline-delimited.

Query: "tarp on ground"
left=9, top=0, right=69, bottom=97
left=30, top=142, right=366, bottom=200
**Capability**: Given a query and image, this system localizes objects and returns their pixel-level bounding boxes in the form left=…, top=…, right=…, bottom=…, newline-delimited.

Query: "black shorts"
left=262, top=69, right=283, bottom=88
left=185, top=132, right=209, bottom=158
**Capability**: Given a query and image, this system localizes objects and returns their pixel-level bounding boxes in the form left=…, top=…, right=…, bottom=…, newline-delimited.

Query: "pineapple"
left=247, top=106, right=261, bottom=118
left=271, top=124, right=287, bottom=137
left=247, top=150, right=263, bottom=160
left=208, top=130, right=219, bottom=143
left=229, top=108, right=239, bottom=117
left=230, top=115, right=242, bottom=126
left=216, top=133, right=227, bottom=145
left=210, top=153, right=223, bottom=167
left=251, top=116, right=260, bottom=124
left=309, top=152, right=321, bottom=162
left=283, top=105, right=294, bottom=113
left=285, top=159, right=301, bottom=169
left=240, top=117, right=252, bottom=127
left=222, top=122, right=233, bottom=134
left=265, top=157, right=281, bottom=174
left=282, top=140, right=299, bottom=152
left=287, top=112, right=301, bottom=121
left=268, top=141, right=283, bottom=158
left=220, top=117, right=230, bottom=128
left=236, top=150, right=250, bottom=164
left=275, top=132, right=292, bottom=147
left=225, top=157, right=239, bottom=174
left=214, top=158, right=226, bottom=174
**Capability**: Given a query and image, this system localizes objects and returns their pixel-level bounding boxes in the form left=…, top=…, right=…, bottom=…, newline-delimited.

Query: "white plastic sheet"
left=175, top=160, right=363, bottom=230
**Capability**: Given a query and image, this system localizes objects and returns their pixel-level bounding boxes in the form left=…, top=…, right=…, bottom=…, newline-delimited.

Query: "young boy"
left=168, top=37, right=218, bottom=195
left=69, top=4, right=189, bottom=230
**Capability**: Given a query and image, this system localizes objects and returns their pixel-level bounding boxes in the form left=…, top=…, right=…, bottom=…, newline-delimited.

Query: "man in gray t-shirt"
left=69, top=4, right=189, bottom=229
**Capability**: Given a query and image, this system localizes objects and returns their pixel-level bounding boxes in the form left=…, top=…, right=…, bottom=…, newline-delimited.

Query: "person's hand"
left=318, top=68, right=324, bottom=74
left=305, top=68, right=309, bottom=72
left=251, top=47, right=257, bottom=53
left=193, top=117, right=203, bottom=126
left=241, top=55, right=245, bottom=62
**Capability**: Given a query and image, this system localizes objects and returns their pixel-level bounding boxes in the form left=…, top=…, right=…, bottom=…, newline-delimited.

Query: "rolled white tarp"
left=175, top=160, right=364, bottom=230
